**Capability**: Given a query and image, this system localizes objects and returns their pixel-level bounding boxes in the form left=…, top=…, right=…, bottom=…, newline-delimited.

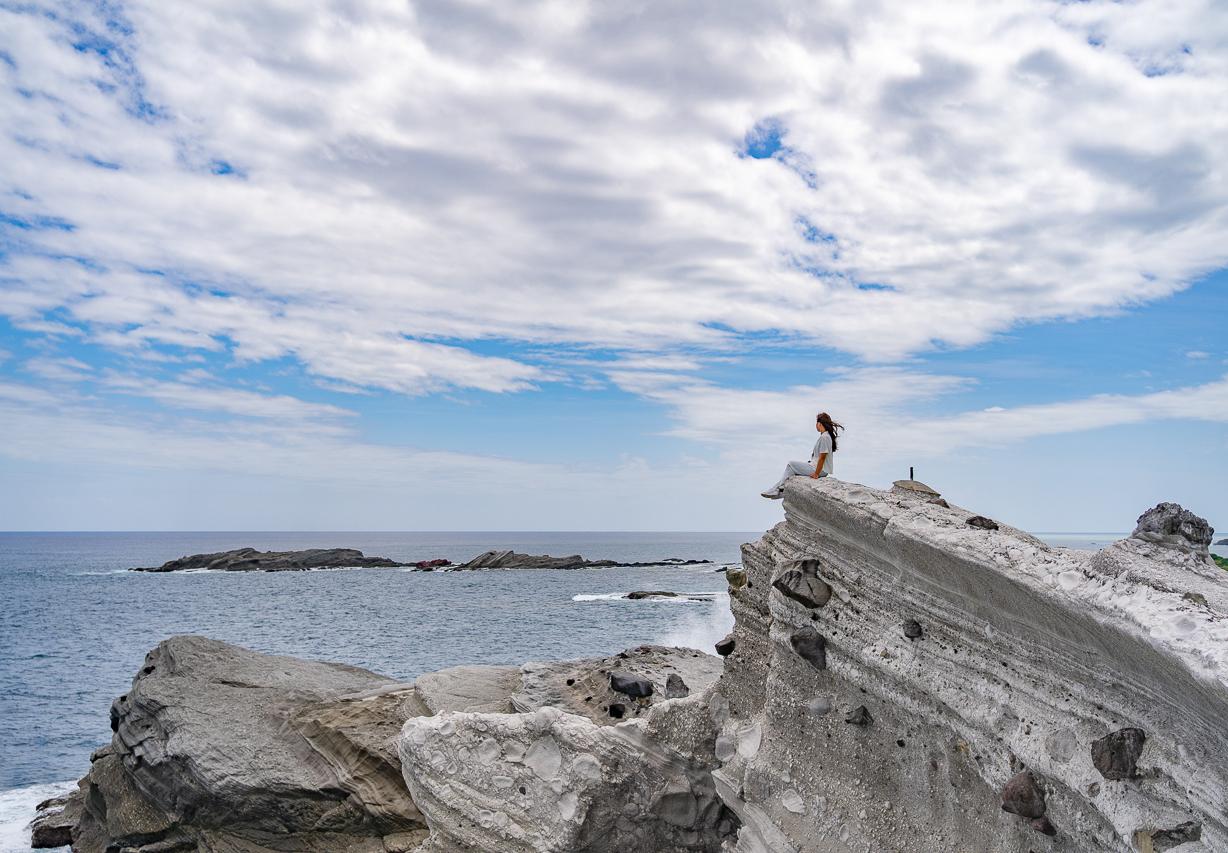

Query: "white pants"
left=767, top=461, right=826, bottom=493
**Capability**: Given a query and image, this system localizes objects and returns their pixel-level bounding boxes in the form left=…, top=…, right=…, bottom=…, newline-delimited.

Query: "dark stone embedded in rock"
left=903, top=618, right=923, bottom=639
left=844, top=705, right=872, bottom=726
left=1001, top=770, right=1046, bottom=818
left=1132, top=503, right=1213, bottom=553
left=772, top=560, right=833, bottom=609
left=608, top=702, right=625, bottom=718
left=1091, top=727, right=1146, bottom=780
left=609, top=671, right=654, bottom=698
left=1031, top=816, right=1057, bottom=836
left=715, top=634, right=736, bottom=656
left=967, top=515, right=1000, bottom=531
left=664, top=673, right=689, bottom=699
left=789, top=626, right=828, bottom=670
left=1149, top=820, right=1203, bottom=852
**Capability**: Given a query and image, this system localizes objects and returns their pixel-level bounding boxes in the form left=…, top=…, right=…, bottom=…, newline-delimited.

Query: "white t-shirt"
left=810, top=432, right=834, bottom=475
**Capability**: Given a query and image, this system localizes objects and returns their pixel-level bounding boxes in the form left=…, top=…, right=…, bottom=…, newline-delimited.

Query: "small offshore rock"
left=902, top=618, right=923, bottom=639
left=1132, top=503, right=1213, bottom=553
left=966, top=515, right=1000, bottom=531
left=664, top=673, right=689, bottom=699
left=609, top=671, right=653, bottom=698
left=626, top=590, right=678, bottom=600
left=844, top=705, right=872, bottom=726
left=1031, top=816, right=1057, bottom=836
left=1001, top=770, right=1046, bottom=818
left=772, top=560, right=833, bottom=609
left=1091, top=727, right=1146, bottom=780
left=789, top=626, right=828, bottom=670
left=715, top=634, right=736, bottom=656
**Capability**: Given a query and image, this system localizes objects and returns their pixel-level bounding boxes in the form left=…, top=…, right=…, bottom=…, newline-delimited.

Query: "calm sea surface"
left=0, top=529, right=1144, bottom=851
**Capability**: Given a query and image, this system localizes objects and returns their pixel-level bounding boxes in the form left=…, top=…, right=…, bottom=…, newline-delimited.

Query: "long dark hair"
left=817, top=412, right=843, bottom=452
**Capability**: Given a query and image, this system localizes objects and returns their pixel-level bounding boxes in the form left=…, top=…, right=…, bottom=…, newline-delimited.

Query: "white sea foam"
left=0, top=781, right=74, bottom=853
left=656, top=596, right=735, bottom=653
left=571, top=592, right=725, bottom=603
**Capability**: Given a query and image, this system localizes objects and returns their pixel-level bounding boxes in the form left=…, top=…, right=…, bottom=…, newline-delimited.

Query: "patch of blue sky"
left=741, top=118, right=784, bottom=159
left=916, top=267, right=1228, bottom=409
left=0, top=211, right=75, bottom=231
left=208, top=160, right=246, bottom=178
left=0, top=49, right=16, bottom=70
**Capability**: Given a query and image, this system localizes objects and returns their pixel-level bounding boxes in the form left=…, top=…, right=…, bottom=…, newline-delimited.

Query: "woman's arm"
left=810, top=453, right=826, bottom=478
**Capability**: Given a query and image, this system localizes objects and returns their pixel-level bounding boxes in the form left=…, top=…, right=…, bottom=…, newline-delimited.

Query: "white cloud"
left=0, top=0, right=1225, bottom=394
left=1186, top=350, right=1211, bottom=359
left=99, top=373, right=357, bottom=421
left=24, top=356, right=94, bottom=382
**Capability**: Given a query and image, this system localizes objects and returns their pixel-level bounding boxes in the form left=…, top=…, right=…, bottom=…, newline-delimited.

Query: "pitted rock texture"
left=712, top=478, right=1228, bottom=853
left=58, top=638, right=720, bottom=852
left=397, top=702, right=737, bottom=853
left=1132, top=502, right=1214, bottom=553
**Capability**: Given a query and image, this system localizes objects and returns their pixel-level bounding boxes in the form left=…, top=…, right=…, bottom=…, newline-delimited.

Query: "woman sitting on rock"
left=761, top=411, right=842, bottom=499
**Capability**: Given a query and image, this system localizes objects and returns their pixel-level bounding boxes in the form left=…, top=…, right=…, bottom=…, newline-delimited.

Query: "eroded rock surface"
left=711, top=478, right=1228, bottom=852
left=397, top=701, right=737, bottom=853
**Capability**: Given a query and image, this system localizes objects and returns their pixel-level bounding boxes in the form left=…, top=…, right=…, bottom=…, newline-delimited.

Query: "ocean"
left=0, top=529, right=1161, bottom=851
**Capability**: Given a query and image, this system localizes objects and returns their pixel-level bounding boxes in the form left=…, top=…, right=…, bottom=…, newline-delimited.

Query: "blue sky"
left=0, top=1, right=1225, bottom=532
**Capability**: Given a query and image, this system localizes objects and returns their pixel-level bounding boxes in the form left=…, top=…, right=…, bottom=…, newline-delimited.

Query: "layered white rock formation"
left=711, top=478, right=1225, bottom=852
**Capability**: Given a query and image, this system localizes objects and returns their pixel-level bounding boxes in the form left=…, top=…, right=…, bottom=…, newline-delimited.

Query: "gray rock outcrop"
left=1132, top=502, right=1214, bottom=554
left=50, top=479, right=1228, bottom=853
left=50, top=638, right=720, bottom=851
left=711, top=479, right=1227, bottom=852
left=456, top=550, right=711, bottom=570
left=132, top=547, right=408, bottom=572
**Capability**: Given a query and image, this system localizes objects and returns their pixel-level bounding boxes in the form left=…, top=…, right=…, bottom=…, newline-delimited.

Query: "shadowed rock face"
left=132, top=547, right=408, bottom=572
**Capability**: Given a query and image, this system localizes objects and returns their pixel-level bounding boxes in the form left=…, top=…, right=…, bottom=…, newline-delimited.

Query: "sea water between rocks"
left=0, top=529, right=1154, bottom=851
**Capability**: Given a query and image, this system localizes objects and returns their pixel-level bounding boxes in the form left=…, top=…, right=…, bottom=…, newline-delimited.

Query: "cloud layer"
left=2, top=0, right=1227, bottom=392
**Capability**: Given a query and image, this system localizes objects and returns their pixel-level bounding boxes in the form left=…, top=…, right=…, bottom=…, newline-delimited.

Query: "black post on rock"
left=909, top=466, right=914, bottom=481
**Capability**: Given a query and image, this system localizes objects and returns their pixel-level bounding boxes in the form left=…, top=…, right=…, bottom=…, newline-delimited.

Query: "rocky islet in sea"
left=131, top=547, right=712, bottom=573
left=37, top=478, right=1226, bottom=852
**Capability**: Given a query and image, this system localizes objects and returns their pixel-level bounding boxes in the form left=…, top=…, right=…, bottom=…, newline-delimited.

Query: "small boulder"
left=1001, top=770, right=1046, bottom=818
left=891, top=479, right=940, bottom=496
left=715, top=634, right=736, bottom=656
left=929, top=497, right=950, bottom=508
left=664, top=673, right=689, bottom=699
left=609, top=671, right=653, bottom=698
left=772, top=560, right=833, bottom=609
left=1132, top=503, right=1213, bottom=553
left=1091, top=727, right=1146, bottom=780
left=967, top=515, right=1000, bottom=531
left=844, top=705, right=872, bottom=726
left=789, top=627, right=827, bottom=670
left=902, top=619, right=923, bottom=639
